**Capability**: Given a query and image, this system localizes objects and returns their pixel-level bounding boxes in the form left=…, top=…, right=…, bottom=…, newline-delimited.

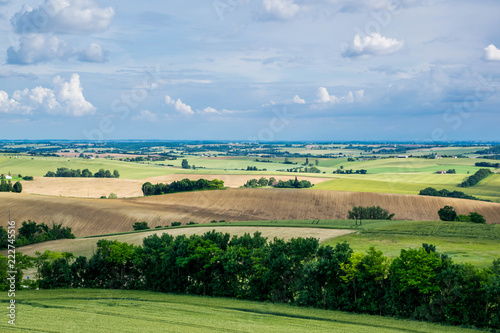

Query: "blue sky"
left=0, top=0, right=499, bottom=141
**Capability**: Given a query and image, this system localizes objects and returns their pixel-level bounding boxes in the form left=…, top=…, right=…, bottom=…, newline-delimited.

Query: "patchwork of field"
left=10, top=227, right=356, bottom=258
left=315, top=173, right=500, bottom=202
left=0, top=289, right=477, bottom=333
left=1, top=189, right=499, bottom=238
left=21, top=174, right=333, bottom=198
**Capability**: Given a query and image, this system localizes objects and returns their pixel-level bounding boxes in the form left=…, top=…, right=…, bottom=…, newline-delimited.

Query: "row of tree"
left=0, top=220, right=74, bottom=250
left=45, top=167, right=120, bottom=178
left=348, top=206, right=395, bottom=225
left=437, top=206, right=486, bottom=223
left=33, top=232, right=500, bottom=329
left=0, top=179, right=22, bottom=193
left=459, top=168, right=493, bottom=187
left=419, top=187, right=485, bottom=201
left=333, top=169, right=367, bottom=174
left=242, top=177, right=312, bottom=189
left=142, top=178, right=224, bottom=196
left=475, top=162, right=500, bottom=168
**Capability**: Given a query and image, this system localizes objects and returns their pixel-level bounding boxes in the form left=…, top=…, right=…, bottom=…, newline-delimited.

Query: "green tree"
left=181, top=159, right=190, bottom=169
left=113, top=170, right=120, bottom=178
left=13, top=181, right=22, bottom=193
left=438, top=206, right=457, bottom=221
left=469, top=212, right=486, bottom=224
left=133, top=222, right=150, bottom=231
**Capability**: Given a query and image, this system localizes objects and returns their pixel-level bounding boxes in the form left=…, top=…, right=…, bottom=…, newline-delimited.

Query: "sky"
left=0, top=0, right=499, bottom=141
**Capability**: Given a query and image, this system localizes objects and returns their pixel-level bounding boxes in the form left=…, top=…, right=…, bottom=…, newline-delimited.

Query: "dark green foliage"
left=13, top=181, right=22, bottom=193
left=22, top=175, right=34, bottom=180
left=5, top=220, right=75, bottom=249
left=45, top=167, right=119, bottom=178
left=475, top=162, right=500, bottom=168
left=181, top=159, right=190, bottom=169
left=132, top=222, right=150, bottom=231
left=460, top=168, right=493, bottom=187
left=142, top=178, right=225, bottom=196
left=469, top=212, right=486, bottom=224
left=438, top=206, right=458, bottom=221
left=171, top=222, right=182, bottom=227
left=419, top=187, right=486, bottom=201
left=348, top=206, right=395, bottom=225
left=35, top=235, right=500, bottom=329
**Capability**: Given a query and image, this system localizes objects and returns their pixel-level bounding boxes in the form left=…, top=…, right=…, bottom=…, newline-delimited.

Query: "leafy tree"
left=133, top=222, right=150, bottom=231
left=113, top=170, right=120, bottom=178
left=438, top=206, right=457, bottom=221
left=469, top=212, right=486, bottom=224
left=81, top=169, right=93, bottom=177
left=108, top=193, right=117, bottom=199
left=181, top=159, right=190, bottom=169
left=13, top=181, right=22, bottom=193
left=258, top=177, right=269, bottom=187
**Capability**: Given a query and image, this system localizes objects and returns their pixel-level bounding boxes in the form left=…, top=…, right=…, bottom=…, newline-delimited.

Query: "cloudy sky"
left=0, top=0, right=499, bottom=141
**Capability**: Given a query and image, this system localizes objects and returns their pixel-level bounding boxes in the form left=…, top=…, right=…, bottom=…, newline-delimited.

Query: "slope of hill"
left=1, top=189, right=499, bottom=237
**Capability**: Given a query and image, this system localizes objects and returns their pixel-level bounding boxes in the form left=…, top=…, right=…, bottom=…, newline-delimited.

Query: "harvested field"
left=11, top=227, right=355, bottom=257
left=21, top=174, right=332, bottom=198
left=1, top=189, right=499, bottom=237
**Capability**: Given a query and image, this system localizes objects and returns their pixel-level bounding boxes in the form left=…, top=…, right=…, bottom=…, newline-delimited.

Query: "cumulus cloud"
left=316, top=87, right=364, bottom=104
left=0, top=73, right=96, bottom=116
left=165, top=95, right=194, bottom=115
left=484, top=44, right=500, bottom=61
left=7, top=34, right=109, bottom=65
left=342, top=33, right=404, bottom=58
left=11, top=0, right=115, bottom=34
left=292, top=95, right=305, bottom=104
left=203, top=107, right=219, bottom=114
left=77, top=43, right=108, bottom=63
left=7, top=34, right=69, bottom=65
left=132, top=110, right=158, bottom=122
left=262, top=0, right=301, bottom=20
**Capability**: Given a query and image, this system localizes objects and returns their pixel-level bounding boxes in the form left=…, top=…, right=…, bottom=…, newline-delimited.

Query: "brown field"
left=1, top=189, right=499, bottom=237
left=22, top=174, right=333, bottom=198
left=9, top=227, right=355, bottom=257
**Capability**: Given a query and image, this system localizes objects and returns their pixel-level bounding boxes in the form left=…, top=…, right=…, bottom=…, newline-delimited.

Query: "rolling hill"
left=1, top=188, right=499, bottom=237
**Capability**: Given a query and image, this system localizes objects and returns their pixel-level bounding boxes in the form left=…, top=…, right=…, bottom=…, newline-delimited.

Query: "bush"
left=171, top=222, right=182, bottom=227
left=108, top=193, right=117, bottom=199
left=438, top=206, right=457, bottom=221
left=22, top=176, right=34, bottom=181
left=469, top=212, right=486, bottom=224
left=210, top=220, right=218, bottom=223
left=133, top=222, right=150, bottom=231
left=456, top=214, right=472, bottom=222
left=187, top=222, right=198, bottom=225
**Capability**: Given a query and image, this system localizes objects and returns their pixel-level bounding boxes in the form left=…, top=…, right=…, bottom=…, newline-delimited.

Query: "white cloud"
left=484, top=44, right=500, bottom=61
left=262, top=0, right=301, bottom=20
left=7, top=34, right=109, bottom=64
left=7, top=34, right=69, bottom=65
left=0, top=73, right=95, bottom=116
left=77, top=43, right=108, bottom=63
left=316, top=87, right=364, bottom=104
left=165, top=95, right=194, bottom=115
left=292, top=95, right=305, bottom=104
left=11, top=0, right=115, bottom=34
left=203, top=107, right=219, bottom=114
left=132, top=110, right=158, bottom=122
left=342, top=33, right=404, bottom=58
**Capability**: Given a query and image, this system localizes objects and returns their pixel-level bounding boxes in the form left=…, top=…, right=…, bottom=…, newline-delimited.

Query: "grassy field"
left=0, top=289, right=480, bottom=333
left=315, top=173, right=500, bottom=202
left=323, top=221, right=500, bottom=268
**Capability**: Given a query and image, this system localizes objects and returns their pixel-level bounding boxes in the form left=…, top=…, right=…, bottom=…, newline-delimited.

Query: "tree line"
left=0, top=178, right=22, bottom=193
left=45, top=167, right=120, bottom=178
left=419, top=187, right=487, bottom=201
left=348, top=206, right=395, bottom=225
left=459, top=168, right=493, bottom=187
left=0, top=220, right=74, bottom=250
left=32, top=232, right=500, bottom=329
left=243, top=177, right=312, bottom=189
left=142, top=178, right=224, bottom=196
left=475, top=162, right=500, bottom=168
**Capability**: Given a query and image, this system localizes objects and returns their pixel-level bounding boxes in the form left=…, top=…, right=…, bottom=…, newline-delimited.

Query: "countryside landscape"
left=1, top=0, right=500, bottom=332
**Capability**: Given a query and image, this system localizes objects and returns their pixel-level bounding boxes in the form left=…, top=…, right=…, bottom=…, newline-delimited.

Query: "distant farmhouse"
left=397, top=155, right=409, bottom=158
left=436, top=170, right=447, bottom=174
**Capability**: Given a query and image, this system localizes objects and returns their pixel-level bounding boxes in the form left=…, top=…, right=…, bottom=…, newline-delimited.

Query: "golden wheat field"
left=21, top=174, right=332, bottom=198
left=1, top=189, right=499, bottom=237
left=10, top=227, right=356, bottom=257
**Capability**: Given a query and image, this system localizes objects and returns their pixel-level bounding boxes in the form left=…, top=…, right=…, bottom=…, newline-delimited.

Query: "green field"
left=0, top=289, right=479, bottom=333
left=323, top=220, right=500, bottom=268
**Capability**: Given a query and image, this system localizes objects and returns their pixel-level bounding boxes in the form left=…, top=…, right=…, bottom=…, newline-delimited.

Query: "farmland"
left=2, top=188, right=500, bottom=237
left=0, top=289, right=479, bottom=333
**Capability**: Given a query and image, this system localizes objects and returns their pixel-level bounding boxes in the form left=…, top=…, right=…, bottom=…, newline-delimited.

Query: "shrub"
left=456, top=214, right=471, bottom=222
left=108, top=193, right=117, bottom=199
left=210, top=220, right=218, bottom=223
left=469, top=212, right=486, bottom=224
left=438, top=206, right=457, bottom=221
left=171, top=222, right=182, bottom=227
left=187, top=221, right=198, bottom=225
left=133, top=222, right=150, bottom=231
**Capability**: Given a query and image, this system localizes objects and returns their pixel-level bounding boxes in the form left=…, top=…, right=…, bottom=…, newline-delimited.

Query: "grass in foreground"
left=0, top=289, right=480, bottom=333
